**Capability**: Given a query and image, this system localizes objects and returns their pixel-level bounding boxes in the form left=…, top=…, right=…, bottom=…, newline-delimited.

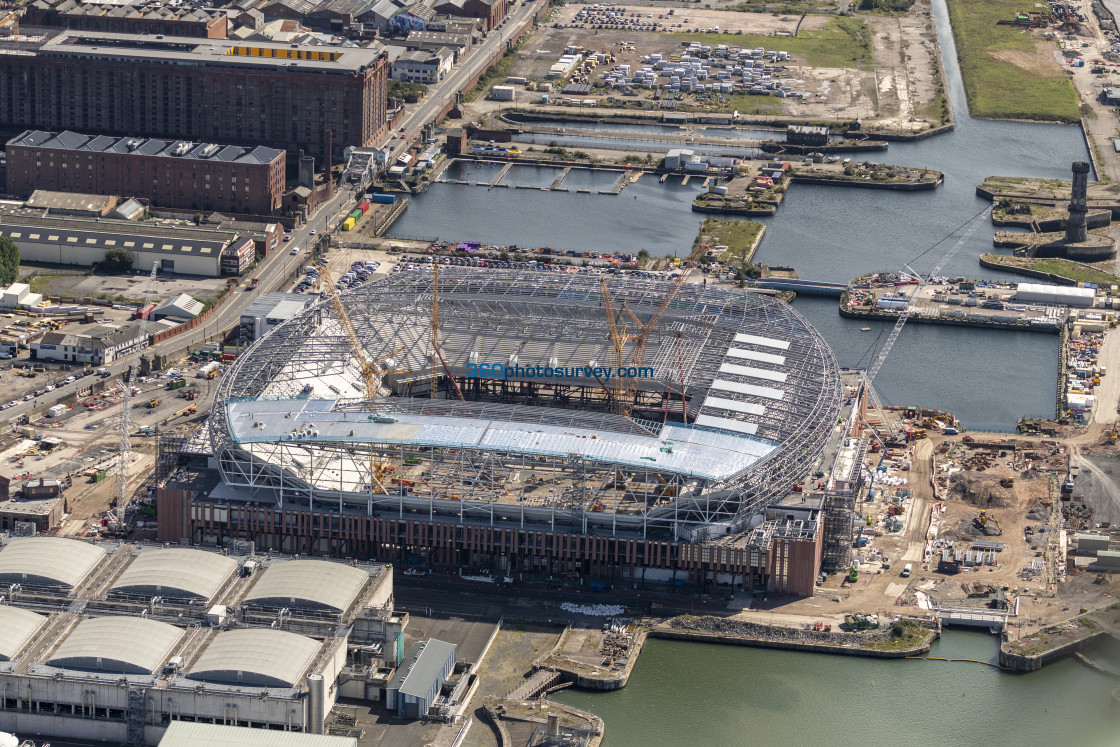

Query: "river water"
left=552, top=633, right=1120, bottom=747
left=395, top=0, right=1113, bottom=733
left=392, top=0, right=1080, bottom=430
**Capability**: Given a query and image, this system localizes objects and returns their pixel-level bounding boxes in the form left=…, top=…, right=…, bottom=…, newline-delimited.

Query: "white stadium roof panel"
left=733, top=333, right=790, bottom=350
left=693, top=414, right=759, bottom=435
left=701, top=396, right=766, bottom=416
left=725, top=348, right=786, bottom=366
left=710, top=379, right=785, bottom=401
left=718, top=362, right=788, bottom=383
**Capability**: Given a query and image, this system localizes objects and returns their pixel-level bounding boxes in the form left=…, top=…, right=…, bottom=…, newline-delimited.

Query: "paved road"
left=3, top=3, right=544, bottom=426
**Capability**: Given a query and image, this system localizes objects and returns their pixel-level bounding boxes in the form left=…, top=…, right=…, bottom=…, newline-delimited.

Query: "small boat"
left=860, top=327, right=871, bottom=332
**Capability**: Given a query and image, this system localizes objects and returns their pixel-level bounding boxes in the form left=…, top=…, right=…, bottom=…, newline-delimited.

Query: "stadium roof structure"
left=47, top=616, right=182, bottom=674
left=185, top=629, right=321, bottom=688
left=110, top=548, right=238, bottom=601
left=242, top=559, right=368, bottom=612
left=0, top=606, right=48, bottom=661
left=211, top=270, right=841, bottom=537
left=0, top=537, right=105, bottom=589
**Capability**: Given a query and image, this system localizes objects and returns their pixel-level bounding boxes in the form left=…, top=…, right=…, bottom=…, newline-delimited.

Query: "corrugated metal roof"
left=10, top=130, right=283, bottom=165
left=111, top=548, right=238, bottom=600
left=159, top=722, right=356, bottom=747
left=718, top=362, right=787, bottom=383
left=710, top=379, right=784, bottom=401
left=0, top=537, right=105, bottom=588
left=186, top=629, right=321, bottom=688
left=693, top=414, right=758, bottom=435
left=388, top=638, right=456, bottom=698
left=48, top=616, right=182, bottom=674
left=0, top=606, right=47, bottom=661
left=244, top=559, right=368, bottom=612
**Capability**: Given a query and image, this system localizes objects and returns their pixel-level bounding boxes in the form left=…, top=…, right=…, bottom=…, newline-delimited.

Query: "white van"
left=901, top=563, right=913, bottom=578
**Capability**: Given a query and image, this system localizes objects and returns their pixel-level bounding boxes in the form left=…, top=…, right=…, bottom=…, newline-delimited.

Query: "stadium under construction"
left=158, top=271, right=870, bottom=596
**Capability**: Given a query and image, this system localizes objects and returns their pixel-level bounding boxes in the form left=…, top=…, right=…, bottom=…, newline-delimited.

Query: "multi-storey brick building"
left=21, top=1, right=229, bottom=38
left=0, top=32, right=389, bottom=162
left=6, top=130, right=286, bottom=215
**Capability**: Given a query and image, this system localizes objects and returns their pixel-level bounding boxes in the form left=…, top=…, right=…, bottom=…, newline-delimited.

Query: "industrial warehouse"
left=158, top=271, right=860, bottom=595
left=0, top=536, right=408, bottom=745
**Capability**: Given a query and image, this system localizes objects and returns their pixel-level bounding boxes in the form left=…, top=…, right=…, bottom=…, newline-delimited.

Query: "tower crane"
left=426, top=266, right=464, bottom=401
left=0, top=9, right=20, bottom=38
left=108, top=260, right=159, bottom=533
left=861, top=207, right=991, bottom=443
left=599, top=277, right=634, bottom=416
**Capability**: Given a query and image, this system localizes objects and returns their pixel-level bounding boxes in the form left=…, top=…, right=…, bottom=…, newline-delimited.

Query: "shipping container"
left=370, top=194, right=396, bottom=205
left=342, top=217, right=355, bottom=231
left=349, top=209, right=363, bottom=221
left=135, top=303, right=155, bottom=320
left=358, top=200, right=371, bottom=213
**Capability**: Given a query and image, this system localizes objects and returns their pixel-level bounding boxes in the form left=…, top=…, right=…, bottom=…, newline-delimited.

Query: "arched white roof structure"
left=0, top=606, right=47, bottom=661
left=186, top=629, right=321, bottom=688
left=243, top=559, right=368, bottom=612
left=111, top=548, right=238, bottom=601
left=0, top=537, right=105, bottom=588
left=47, top=617, right=182, bottom=674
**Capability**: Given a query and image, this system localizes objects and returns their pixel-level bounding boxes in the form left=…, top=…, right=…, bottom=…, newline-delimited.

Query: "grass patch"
left=26, top=274, right=65, bottom=295
left=943, top=0, right=1078, bottom=122
left=860, top=621, right=928, bottom=651
left=668, top=18, right=873, bottom=69
left=694, top=218, right=765, bottom=265
left=1029, top=259, right=1120, bottom=285
left=724, top=93, right=783, bottom=115
left=466, top=47, right=520, bottom=103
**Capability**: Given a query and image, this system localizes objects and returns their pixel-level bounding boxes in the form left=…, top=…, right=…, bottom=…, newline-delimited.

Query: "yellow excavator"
left=1109, top=422, right=1118, bottom=445
left=974, top=509, right=1003, bottom=536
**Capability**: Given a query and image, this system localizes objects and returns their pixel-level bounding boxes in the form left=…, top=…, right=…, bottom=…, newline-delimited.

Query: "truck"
left=901, top=563, right=913, bottom=578
left=166, top=378, right=186, bottom=390
left=196, top=362, right=220, bottom=379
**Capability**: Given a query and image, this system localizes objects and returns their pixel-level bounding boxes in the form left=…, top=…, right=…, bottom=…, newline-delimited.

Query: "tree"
left=0, top=237, right=18, bottom=286
left=103, top=247, right=133, bottom=273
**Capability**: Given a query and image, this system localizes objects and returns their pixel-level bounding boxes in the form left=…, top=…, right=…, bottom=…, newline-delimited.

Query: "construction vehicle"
left=999, top=477, right=1015, bottom=488
left=974, top=509, right=1003, bottom=536
left=1095, top=573, right=1111, bottom=584
left=885, top=501, right=905, bottom=515
left=844, top=614, right=875, bottom=631
left=847, top=563, right=859, bottom=583
left=1110, top=423, right=1118, bottom=444
left=147, top=398, right=162, bottom=408
left=183, top=389, right=199, bottom=401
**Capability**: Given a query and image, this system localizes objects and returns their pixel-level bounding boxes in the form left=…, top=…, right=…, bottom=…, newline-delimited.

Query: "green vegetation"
left=0, top=237, right=19, bottom=286
left=1029, top=260, right=1120, bottom=285
left=859, top=0, right=915, bottom=11
left=943, top=0, right=1079, bottom=122
left=733, top=0, right=837, bottom=13
left=694, top=218, right=765, bottom=266
left=102, top=247, right=133, bottom=273
left=724, top=93, right=783, bottom=115
left=467, top=47, right=519, bottom=102
left=860, top=621, right=928, bottom=651
left=668, top=18, right=873, bottom=69
left=26, top=274, right=63, bottom=295
left=388, top=80, right=428, bottom=104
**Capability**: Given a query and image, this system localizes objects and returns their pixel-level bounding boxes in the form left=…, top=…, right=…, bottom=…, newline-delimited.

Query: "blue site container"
left=370, top=194, right=396, bottom=205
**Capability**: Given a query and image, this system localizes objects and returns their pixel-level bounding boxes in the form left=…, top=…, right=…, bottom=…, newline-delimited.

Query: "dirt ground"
left=461, top=625, right=562, bottom=747
left=23, top=269, right=228, bottom=304
left=478, top=0, right=944, bottom=131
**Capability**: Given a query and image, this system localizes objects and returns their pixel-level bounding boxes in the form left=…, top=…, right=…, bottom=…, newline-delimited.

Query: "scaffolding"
left=156, top=430, right=188, bottom=485
left=210, top=271, right=842, bottom=538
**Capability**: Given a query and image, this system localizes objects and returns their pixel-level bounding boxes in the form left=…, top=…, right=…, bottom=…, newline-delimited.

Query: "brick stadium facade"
left=0, top=32, right=388, bottom=162
left=156, top=490, right=823, bottom=596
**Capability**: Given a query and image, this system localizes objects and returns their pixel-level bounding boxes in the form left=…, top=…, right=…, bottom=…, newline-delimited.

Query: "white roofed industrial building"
left=186, top=629, right=326, bottom=688
left=0, top=536, right=105, bottom=588
left=158, top=723, right=358, bottom=747
left=242, top=559, right=369, bottom=612
left=110, top=548, right=238, bottom=601
left=1016, top=282, right=1096, bottom=307
left=46, top=616, right=183, bottom=674
left=0, top=606, right=48, bottom=661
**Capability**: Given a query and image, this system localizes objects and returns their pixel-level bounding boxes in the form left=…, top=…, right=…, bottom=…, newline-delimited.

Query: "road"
left=2, top=3, right=544, bottom=425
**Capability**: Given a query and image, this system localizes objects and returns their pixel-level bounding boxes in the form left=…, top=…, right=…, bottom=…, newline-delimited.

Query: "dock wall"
left=999, top=630, right=1109, bottom=671
left=838, top=306, right=1060, bottom=334
left=646, top=625, right=937, bottom=659
left=789, top=173, right=943, bottom=190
